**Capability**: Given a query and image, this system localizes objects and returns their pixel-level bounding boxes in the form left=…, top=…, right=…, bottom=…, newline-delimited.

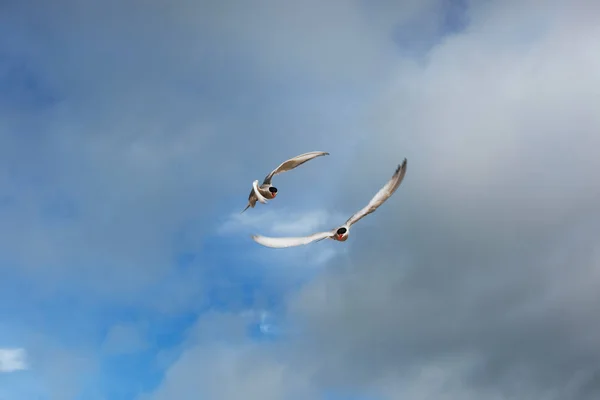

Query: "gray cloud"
left=0, top=348, right=27, bottom=372
left=286, top=1, right=600, bottom=399
left=146, top=343, right=314, bottom=400
left=142, top=311, right=316, bottom=400
left=148, top=0, right=600, bottom=399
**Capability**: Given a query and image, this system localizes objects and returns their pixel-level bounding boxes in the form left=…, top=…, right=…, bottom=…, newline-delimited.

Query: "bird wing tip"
left=398, top=158, right=407, bottom=171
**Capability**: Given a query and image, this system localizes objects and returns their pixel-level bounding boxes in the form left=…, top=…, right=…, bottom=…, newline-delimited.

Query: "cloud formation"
left=284, top=1, right=600, bottom=399
left=149, top=0, right=600, bottom=399
left=0, top=348, right=27, bottom=372
left=3, top=0, right=600, bottom=399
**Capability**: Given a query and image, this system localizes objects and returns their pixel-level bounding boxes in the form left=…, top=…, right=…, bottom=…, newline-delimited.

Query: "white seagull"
left=242, top=151, right=330, bottom=213
left=251, top=158, right=407, bottom=248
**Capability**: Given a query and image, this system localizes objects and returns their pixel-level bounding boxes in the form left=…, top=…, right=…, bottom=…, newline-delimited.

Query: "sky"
left=1, top=0, right=600, bottom=399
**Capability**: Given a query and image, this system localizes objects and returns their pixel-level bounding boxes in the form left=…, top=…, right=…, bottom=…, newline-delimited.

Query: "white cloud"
left=269, top=210, right=335, bottom=236
left=218, top=208, right=346, bottom=236
left=0, top=348, right=27, bottom=372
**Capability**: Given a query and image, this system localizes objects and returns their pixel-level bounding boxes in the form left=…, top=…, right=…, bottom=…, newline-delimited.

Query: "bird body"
left=242, top=151, right=329, bottom=213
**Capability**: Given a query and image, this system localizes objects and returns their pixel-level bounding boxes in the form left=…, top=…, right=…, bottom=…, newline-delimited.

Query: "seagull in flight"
left=251, top=158, right=407, bottom=248
left=242, top=151, right=330, bottom=213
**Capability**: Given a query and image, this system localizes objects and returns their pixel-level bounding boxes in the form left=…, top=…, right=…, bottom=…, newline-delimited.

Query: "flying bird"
left=241, top=151, right=330, bottom=213
left=251, top=158, right=407, bottom=248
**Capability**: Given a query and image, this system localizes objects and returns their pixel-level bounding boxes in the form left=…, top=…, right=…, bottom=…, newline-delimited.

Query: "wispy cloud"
left=0, top=348, right=27, bottom=372
left=218, top=208, right=347, bottom=236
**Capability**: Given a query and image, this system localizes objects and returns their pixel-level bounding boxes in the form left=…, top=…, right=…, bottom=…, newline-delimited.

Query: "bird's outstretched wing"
left=345, top=159, right=407, bottom=227
left=263, top=151, right=329, bottom=185
left=251, top=231, right=335, bottom=248
left=252, top=180, right=268, bottom=204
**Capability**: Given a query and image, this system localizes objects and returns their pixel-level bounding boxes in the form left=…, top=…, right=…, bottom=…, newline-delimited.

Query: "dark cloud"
left=285, top=2, right=600, bottom=399
left=151, top=0, right=600, bottom=398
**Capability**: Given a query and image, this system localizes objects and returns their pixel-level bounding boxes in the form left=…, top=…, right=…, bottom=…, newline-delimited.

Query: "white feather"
left=345, top=159, right=407, bottom=227
left=263, top=151, right=329, bottom=184
left=251, top=231, right=334, bottom=248
left=252, top=180, right=268, bottom=204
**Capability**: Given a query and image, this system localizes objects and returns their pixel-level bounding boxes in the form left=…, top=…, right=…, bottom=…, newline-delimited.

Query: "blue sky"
left=2, top=0, right=600, bottom=399
left=0, top=1, right=401, bottom=398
